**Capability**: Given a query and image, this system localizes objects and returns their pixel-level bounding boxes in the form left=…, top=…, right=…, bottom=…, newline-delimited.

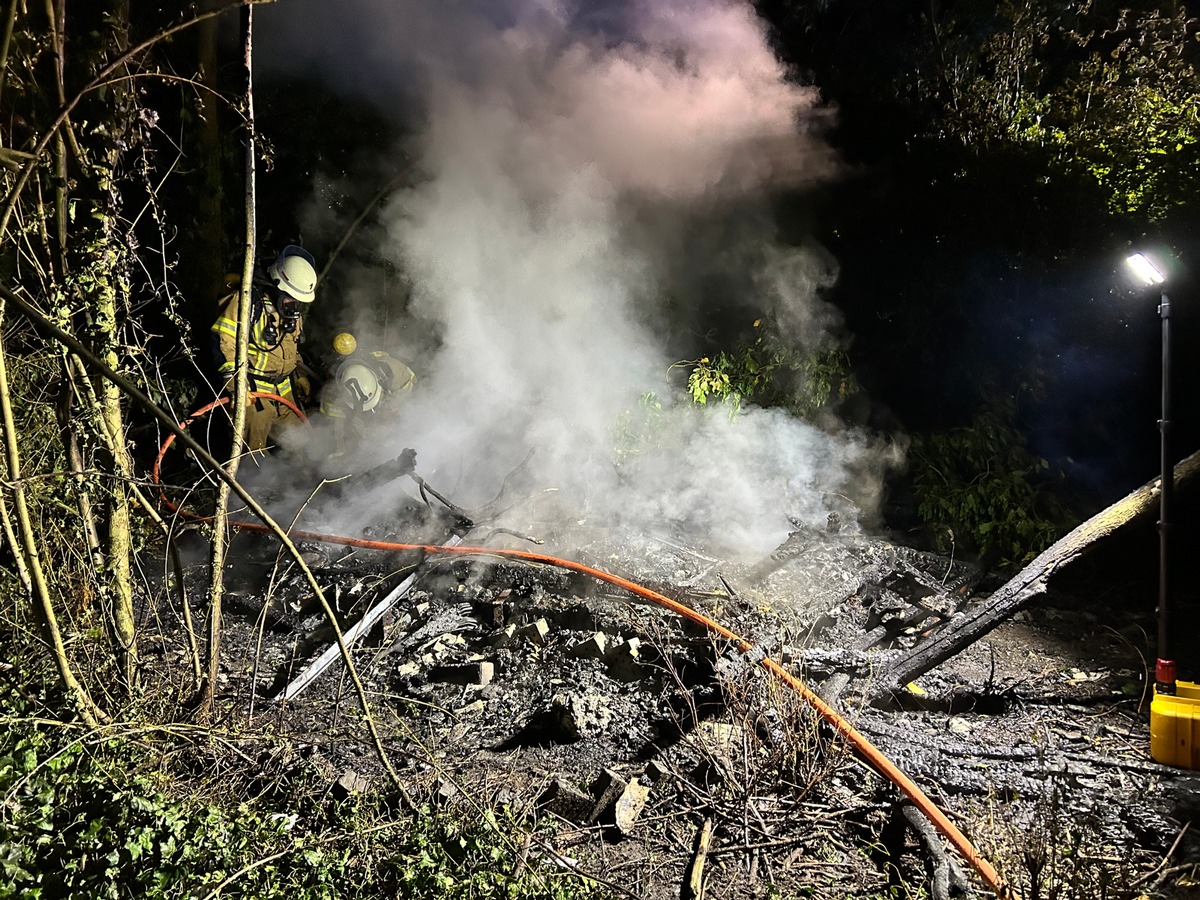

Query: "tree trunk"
left=195, top=4, right=226, bottom=334
left=872, top=449, right=1200, bottom=699
left=0, top=301, right=102, bottom=725
left=80, top=0, right=140, bottom=691
left=201, top=1, right=256, bottom=718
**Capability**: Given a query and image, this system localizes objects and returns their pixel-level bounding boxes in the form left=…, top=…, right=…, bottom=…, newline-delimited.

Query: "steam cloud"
left=258, top=0, right=897, bottom=559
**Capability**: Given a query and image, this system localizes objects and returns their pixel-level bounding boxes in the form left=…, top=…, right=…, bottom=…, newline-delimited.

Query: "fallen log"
left=871, top=448, right=1200, bottom=701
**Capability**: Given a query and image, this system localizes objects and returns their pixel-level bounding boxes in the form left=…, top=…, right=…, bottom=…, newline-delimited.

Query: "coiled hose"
left=154, top=394, right=1016, bottom=900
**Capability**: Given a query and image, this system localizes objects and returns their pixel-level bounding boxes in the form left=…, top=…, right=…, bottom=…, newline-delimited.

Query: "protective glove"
left=221, top=385, right=256, bottom=407
left=292, top=372, right=312, bottom=405
left=393, top=447, right=417, bottom=476
left=350, top=448, right=417, bottom=491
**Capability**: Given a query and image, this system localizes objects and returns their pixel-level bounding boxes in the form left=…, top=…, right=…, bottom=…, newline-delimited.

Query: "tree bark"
left=83, top=0, right=140, bottom=691
left=872, top=449, right=1200, bottom=699
left=36, top=0, right=140, bottom=690
left=201, top=1, right=256, bottom=719
left=0, top=301, right=102, bottom=725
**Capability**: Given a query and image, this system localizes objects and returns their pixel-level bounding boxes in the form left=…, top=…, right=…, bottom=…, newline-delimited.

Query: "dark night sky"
left=247, top=0, right=1200, bottom=526
left=753, top=0, right=1200, bottom=512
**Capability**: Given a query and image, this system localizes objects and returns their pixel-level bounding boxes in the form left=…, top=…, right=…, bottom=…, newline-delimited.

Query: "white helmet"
left=267, top=245, right=317, bottom=302
left=338, top=362, right=381, bottom=412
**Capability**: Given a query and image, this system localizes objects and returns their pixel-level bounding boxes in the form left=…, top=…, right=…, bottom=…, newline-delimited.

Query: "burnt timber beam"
left=871, top=449, right=1200, bottom=702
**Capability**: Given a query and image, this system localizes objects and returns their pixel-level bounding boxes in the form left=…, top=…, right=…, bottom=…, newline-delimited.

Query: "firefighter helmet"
left=267, top=245, right=317, bottom=302
left=333, top=332, right=357, bottom=355
left=338, top=362, right=382, bottom=412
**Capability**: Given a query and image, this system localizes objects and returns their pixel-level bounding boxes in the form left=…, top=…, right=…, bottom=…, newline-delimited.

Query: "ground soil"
left=157, top=484, right=1200, bottom=900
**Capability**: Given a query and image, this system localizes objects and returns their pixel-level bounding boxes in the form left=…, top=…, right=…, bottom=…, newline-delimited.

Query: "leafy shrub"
left=0, top=654, right=611, bottom=900
left=909, top=395, right=1074, bottom=567
left=681, top=319, right=855, bottom=421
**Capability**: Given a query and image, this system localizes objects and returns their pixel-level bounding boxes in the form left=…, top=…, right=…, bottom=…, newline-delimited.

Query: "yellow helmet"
left=332, top=332, right=357, bottom=355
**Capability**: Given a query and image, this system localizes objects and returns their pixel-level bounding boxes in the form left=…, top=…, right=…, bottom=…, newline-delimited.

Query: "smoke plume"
left=258, top=0, right=896, bottom=559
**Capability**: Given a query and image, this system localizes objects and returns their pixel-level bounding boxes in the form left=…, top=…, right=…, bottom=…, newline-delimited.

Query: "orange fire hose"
left=155, top=398, right=1017, bottom=899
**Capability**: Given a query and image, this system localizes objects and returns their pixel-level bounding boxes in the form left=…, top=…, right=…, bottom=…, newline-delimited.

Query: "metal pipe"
left=1157, top=291, right=1175, bottom=693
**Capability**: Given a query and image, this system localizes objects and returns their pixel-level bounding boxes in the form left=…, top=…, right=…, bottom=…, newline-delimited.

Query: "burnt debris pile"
left=170, top=498, right=1200, bottom=898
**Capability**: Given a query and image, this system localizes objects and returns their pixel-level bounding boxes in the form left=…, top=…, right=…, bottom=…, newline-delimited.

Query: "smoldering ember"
left=2, top=3, right=1200, bottom=900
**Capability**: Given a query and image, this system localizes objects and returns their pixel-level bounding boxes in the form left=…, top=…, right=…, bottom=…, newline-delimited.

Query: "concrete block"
left=334, top=769, right=372, bottom=798
left=587, top=768, right=627, bottom=823
left=550, top=692, right=613, bottom=741
left=612, top=780, right=650, bottom=835
left=570, top=632, right=608, bottom=659
left=605, top=637, right=647, bottom=681
left=516, top=618, right=550, bottom=646
left=644, top=759, right=671, bottom=783
left=490, top=623, right=518, bottom=647
left=538, top=778, right=593, bottom=823
left=430, top=661, right=494, bottom=687
left=396, top=660, right=420, bottom=678
left=491, top=588, right=511, bottom=626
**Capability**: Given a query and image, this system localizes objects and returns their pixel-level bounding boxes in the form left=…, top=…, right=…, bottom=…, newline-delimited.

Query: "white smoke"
left=258, top=0, right=895, bottom=559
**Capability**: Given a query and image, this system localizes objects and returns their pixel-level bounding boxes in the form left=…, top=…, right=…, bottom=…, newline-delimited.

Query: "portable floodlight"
left=1126, top=252, right=1200, bottom=769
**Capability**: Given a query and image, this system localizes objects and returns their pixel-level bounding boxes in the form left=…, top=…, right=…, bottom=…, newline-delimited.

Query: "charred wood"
left=881, top=801, right=969, bottom=900
left=744, top=515, right=845, bottom=582
left=854, top=713, right=1198, bottom=824
left=274, top=534, right=465, bottom=702
left=870, top=449, right=1200, bottom=702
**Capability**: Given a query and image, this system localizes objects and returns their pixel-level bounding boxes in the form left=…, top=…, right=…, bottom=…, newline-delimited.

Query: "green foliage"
left=611, top=391, right=666, bottom=465
left=909, top=395, right=1074, bottom=567
left=916, top=0, right=1200, bottom=220
left=0, top=661, right=611, bottom=900
left=682, top=319, right=855, bottom=421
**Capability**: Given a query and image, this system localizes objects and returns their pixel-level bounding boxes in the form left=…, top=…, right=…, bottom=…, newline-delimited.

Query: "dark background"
left=195, top=1, right=1200, bottom=523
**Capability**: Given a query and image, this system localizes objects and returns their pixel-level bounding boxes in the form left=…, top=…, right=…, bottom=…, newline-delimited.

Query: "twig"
left=1132, top=821, right=1189, bottom=887
left=480, top=527, right=544, bottom=545
left=718, top=574, right=740, bottom=604
left=197, top=844, right=295, bottom=900
left=685, top=817, right=713, bottom=900
left=708, top=834, right=808, bottom=856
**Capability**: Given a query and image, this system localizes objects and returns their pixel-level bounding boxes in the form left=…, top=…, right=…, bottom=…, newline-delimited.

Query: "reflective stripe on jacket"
left=211, top=289, right=303, bottom=394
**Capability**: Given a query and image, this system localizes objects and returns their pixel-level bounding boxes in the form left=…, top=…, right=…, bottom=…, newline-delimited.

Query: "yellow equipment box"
left=1151, top=680, right=1200, bottom=769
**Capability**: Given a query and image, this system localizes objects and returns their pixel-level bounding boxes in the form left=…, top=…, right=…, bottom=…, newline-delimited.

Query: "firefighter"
left=319, top=331, right=415, bottom=457
left=211, top=245, right=318, bottom=453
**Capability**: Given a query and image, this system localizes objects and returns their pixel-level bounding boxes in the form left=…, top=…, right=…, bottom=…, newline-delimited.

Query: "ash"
left=157, top=492, right=1200, bottom=900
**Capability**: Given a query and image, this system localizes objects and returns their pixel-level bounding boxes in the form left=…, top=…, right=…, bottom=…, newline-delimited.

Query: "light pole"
left=1126, top=252, right=1174, bottom=696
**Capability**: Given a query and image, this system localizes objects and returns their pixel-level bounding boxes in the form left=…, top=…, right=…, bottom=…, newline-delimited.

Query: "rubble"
left=568, top=632, right=608, bottom=659
left=334, top=769, right=372, bottom=798
left=515, top=618, right=550, bottom=646
left=192, top=505, right=1200, bottom=898
left=429, top=661, right=494, bottom=687
left=609, top=778, right=650, bottom=835
left=550, top=692, right=614, bottom=743
left=586, top=768, right=627, bottom=823
left=538, top=779, right=594, bottom=823
left=604, top=636, right=646, bottom=681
